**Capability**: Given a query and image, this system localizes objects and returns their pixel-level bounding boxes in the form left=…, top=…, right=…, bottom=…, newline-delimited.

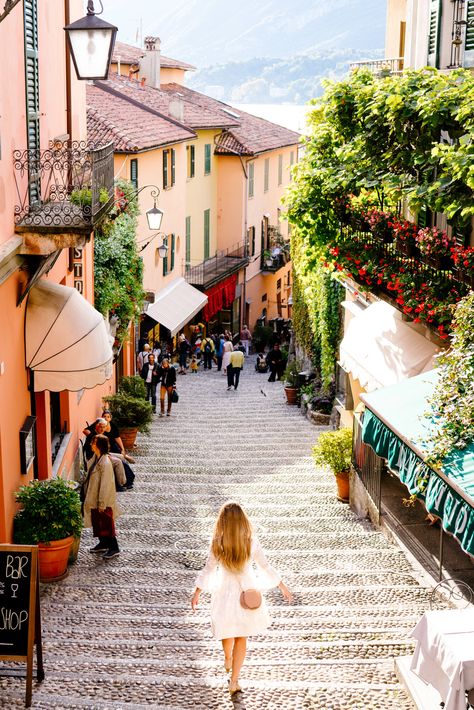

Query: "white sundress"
left=222, top=342, right=233, bottom=372
left=194, top=537, right=281, bottom=641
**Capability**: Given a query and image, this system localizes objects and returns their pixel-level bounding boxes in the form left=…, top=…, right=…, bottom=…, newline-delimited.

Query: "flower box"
left=421, top=253, right=453, bottom=271
left=396, top=236, right=420, bottom=258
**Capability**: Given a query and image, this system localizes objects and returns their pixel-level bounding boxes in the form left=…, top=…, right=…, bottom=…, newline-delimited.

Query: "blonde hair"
left=211, top=501, right=252, bottom=572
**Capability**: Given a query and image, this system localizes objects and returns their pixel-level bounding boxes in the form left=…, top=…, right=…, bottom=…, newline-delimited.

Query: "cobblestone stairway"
left=1, top=361, right=436, bottom=708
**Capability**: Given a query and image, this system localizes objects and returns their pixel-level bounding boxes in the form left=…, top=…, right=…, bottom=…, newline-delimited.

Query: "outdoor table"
left=410, top=608, right=474, bottom=710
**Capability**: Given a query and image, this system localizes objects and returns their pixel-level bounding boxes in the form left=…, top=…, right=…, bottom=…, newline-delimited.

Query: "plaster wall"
left=110, top=61, right=187, bottom=87
left=404, top=0, right=430, bottom=68
left=385, top=0, right=407, bottom=60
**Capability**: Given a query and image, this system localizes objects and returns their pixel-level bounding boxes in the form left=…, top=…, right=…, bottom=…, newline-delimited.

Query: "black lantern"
left=64, top=1, right=117, bottom=81
left=157, top=238, right=168, bottom=259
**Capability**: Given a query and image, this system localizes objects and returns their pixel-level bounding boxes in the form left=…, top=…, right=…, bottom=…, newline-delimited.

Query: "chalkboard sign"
left=0, top=545, right=43, bottom=707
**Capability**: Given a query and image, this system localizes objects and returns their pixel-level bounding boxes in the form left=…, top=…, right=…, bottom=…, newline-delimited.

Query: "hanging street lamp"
left=157, top=238, right=169, bottom=259
left=145, top=190, right=164, bottom=231
left=64, top=1, right=118, bottom=81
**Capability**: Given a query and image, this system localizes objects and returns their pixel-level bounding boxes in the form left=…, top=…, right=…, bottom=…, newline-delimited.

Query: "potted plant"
left=366, top=209, right=395, bottom=244
left=416, top=226, right=456, bottom=270
left=312, top=428, right=353, bottom=502
left=452, top=246, right=474, bottom=288
left=263, top=250, right=274, bottom=267
left=117, top=375, right=147, bottom=399
left=283, top=359, right=302, bottom=405
left=392, top=218, right=420, bottom=257
left=104, top=390, right=153, bottom=449
left=14, top=478, right=83, bottom=581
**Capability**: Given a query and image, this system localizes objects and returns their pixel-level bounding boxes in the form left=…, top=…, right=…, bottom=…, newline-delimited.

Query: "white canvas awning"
left=26, top=280, right=113, bottom=392
left=339, top=300, right=440, bottom=392
left=146, top=277, right=208, bottom=336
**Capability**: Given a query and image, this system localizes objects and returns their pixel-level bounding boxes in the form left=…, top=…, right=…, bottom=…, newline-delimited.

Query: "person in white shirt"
left=137, top=343, right=150, bottom=374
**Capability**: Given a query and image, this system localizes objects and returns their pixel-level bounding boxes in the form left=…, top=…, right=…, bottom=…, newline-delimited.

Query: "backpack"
left=204, top=340, right=212, bottom=353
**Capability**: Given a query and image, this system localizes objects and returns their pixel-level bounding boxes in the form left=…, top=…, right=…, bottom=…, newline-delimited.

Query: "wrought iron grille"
left=352, top=412, right=383, bottom=522
left=13, top=140, right=115, bottom=231
left=184, top=241, right=249, bottom=289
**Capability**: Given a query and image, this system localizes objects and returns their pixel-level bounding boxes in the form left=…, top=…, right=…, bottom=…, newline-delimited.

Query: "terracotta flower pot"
left=284, top=386, right=298, bottom=405
left=335, top=471, right=350, bottom=503
left=38, top=536, right=74, bottom=581
left=119, top=427, right=138, bottom=449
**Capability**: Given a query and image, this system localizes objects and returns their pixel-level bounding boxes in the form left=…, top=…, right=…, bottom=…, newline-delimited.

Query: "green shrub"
left=14, top=478, right=83, bottom=544
left=283, top=359, right=303, bottom=387
left=252, top=325, right=274, bottom=351
left=312, top=428, right=353, bottom=475
left=104, top=391, right=153, bottom=433
left=118, top=375, right=146, bottom=399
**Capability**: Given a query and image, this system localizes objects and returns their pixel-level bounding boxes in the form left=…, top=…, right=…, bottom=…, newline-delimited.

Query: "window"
left=289, top=151, right=295, bottom=181
left=187, top=145, right=195, bottom=178
left=261, top=293, right=267, bottom=302
left=204, top=209, right=210, bottom=259
left=204, top=143, right=211, bottom=175
left=248, top=162, right=254, bottom=198
left=248, top=226, right=256, bottom=256
left=130, top=158, right=138, bottom=189
left=185, top=216, right=191, bottom=263
left=24, top=0, right=40, bottom=205
left=170, top=233, right=175, bottom=271
left=264, top=158, right=269, bottom=192
left=163, top=148, right=176, bottom=188
left=278, top=154, right=283, bottom=185
left=276, top=278, right=282, bottom=291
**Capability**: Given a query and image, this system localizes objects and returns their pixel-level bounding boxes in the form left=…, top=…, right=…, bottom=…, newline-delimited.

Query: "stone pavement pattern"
left=1, top=360, right=437, bottom=708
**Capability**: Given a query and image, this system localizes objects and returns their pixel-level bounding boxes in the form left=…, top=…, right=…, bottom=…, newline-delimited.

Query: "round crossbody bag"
left=239, top=588, right=262, bottom=610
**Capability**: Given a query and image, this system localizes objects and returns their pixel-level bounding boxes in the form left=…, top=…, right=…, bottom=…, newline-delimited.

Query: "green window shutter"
left=185, top=216, right=191, bottom=263
left=278, top=154, right=283, bottom=185
left=251, top=226, right=256, bottom=256
left=130, top=158, right=138, bottom=189
left=464, top=1, right=474, bottom=67
left=24, top=0, right=40, bottom=206
left=248, top=163, right=254, bottom=198
left=427, top=0, right=442, bottom=68
left=204, top=209, right=210, bottom=260
left=264, top=158, right=269, bottom=192
left=163, top=149, right=169, bottom=188
left=171, top=149, right=176, bottom=186
left=162, top=248, right=168, bottom=276
left=204, top=144, right=211, bottom=174
left=190, top=145, right=195, bottom=177
left=170, top=233, right=175, bottom=271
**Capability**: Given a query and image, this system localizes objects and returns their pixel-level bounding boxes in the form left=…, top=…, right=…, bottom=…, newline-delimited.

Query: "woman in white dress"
left=191, top=501, right=293, bottom=695
left=221, top=335, right=234, bottom=374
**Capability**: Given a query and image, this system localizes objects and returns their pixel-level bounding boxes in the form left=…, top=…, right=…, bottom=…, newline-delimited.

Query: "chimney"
left=140, top=36, right=161, bottom=89
left=169, top=98, right=184, bottom=123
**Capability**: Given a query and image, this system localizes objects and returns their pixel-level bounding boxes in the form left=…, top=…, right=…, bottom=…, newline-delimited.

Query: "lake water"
left=235, top=103, right=311, bottom=134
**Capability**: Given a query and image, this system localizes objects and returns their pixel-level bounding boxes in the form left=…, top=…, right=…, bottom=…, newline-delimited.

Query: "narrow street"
left=1, top=361, right=434, bottom=709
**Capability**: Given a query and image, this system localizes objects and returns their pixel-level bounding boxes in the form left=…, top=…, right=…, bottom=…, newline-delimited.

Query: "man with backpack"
left=201, top=335, right=215, bottom=370
left=213, top=332, right=224, bottom=371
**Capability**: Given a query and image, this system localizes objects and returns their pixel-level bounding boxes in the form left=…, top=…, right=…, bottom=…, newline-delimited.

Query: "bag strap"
left=82, top=454, right=103, bottom=489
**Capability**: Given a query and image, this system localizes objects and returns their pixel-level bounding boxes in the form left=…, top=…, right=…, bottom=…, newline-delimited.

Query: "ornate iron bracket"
left=0, top=0, right=22, bottom=24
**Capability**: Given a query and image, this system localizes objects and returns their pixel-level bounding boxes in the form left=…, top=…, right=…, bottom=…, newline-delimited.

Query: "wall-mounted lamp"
left=64, top=1, right=117, bottom=80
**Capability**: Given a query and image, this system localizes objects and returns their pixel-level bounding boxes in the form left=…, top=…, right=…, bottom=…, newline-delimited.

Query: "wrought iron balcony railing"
left=184, top=241, right=248, bottom=289
left=13, top=140, right=115, bottom=235
left=350, top=57, right=404, bottom=75
left=260, top=245, right=290, bottom=273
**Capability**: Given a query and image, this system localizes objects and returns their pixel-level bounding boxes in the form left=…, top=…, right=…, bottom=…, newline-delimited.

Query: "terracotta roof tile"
left=161, top=84, right=301, bottom=156
left=86, top=84, right=195, bottom=152
left=99, top=73, right=238, bottom=130
left=112, top=40, right=195, bottom=71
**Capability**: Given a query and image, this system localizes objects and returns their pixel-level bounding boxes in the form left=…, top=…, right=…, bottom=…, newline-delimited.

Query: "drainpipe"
left=64, top=0, right=72, bottom=143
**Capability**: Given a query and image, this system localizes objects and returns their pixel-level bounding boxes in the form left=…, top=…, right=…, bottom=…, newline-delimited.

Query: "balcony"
left=350, top=57, right=404, bottom=76
left=260, top=247, right=290, bottom=273
left=184, top=241, right=248, bottom=289
left=13, top=140, right=115, bottom=254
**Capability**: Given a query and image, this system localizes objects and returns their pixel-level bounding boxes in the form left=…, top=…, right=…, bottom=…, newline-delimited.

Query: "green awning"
left=361, top=370, right=474, bottom=557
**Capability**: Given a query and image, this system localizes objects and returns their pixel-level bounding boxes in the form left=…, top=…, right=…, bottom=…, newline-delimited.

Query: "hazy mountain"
left=108, top=0, right=386, bottom=103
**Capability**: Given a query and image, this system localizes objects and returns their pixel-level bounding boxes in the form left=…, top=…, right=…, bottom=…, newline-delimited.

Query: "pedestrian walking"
left=152, top=340, right=162, bottom=362
left=213, top=333, right=224, bottom=371
left=83, top=434, right=122, bottom=559
left=227, top=348, right=244, bottom=390
left=266, top=343, right=285, bottom=382
left=140, top=353, right=160, bottom=412
left=201, top=336, right=215, bottom=369
left=222, top=335, right=234, bottom=374
left=178, top=334, right=190, bottom=374
left=240, top=325, right=252, bottom=356
left=137, top=342, right=150, bottom=374
left=191, top=501, right=293, bottom=695
left=158, top=358, right=177, bottom=416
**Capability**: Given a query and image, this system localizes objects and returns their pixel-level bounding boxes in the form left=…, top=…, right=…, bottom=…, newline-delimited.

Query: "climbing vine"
left=94, top=180, right=145, bottom=343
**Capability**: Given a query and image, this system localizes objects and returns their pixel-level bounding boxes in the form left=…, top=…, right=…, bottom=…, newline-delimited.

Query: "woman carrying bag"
left=82, top=434, right=123, bottom=559
left=158, top=358, right=177, bottom=417
left=191, top=501, right=293, bottom=695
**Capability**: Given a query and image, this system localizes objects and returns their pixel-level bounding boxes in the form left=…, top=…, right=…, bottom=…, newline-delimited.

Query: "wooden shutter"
left=185, top=216, right=191, bottom=263
left=427, top=0, right=442, bottom=67
left=464, top=0, right=474, bottom=67
left=130, top=158, right=138, bottom=189
left=163, top=150, right=169, bottom=188
left=204, top=144, right=211, bottom=174
left=171, top=149, right=176, bottom=186
left=170, top=233, right=175, bottom=271
left=248, top=163, right=254, bottom=198
left=24, top=0, right=40, bottom=206
left=264, top=158, right=269, bottom=192
left=204, top=209, right=210, bottom=260
left=190, top=145, right=195, bottom=177
left=162, top=247, right=168, bottom=276
left=278, top=154, right=283, bottom=185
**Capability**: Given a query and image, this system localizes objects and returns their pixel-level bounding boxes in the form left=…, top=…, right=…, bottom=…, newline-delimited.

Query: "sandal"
left=224, top=659, right=232, bottom=673
left=228, top=680, right=241, bottom=695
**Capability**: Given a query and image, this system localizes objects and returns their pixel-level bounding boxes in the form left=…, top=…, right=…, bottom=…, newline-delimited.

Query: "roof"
left=86, top=84, right=196, bottom=152
left=95, top=73, right=239, bottom=131
left=161, top=84, right=301, bottom=156
left=112, top=40, right=196, bottom=71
